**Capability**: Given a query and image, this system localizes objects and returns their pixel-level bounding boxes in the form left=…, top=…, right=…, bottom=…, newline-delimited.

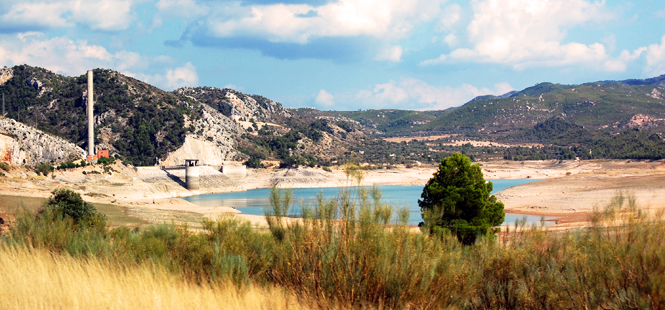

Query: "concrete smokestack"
left=87, top=70, right=94, bottom=156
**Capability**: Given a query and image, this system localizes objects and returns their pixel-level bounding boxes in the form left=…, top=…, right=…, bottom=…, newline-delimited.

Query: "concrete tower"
left=87, top=70, right=94, bottom=156
left=185, top=159, right=200, bottom=191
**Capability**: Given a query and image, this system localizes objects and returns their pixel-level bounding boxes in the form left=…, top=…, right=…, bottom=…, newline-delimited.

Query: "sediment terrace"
left=0, top=159, right=663, bottom=228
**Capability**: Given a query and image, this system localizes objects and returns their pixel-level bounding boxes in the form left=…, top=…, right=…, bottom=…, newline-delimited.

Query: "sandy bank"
left=0, top=159, right=662, bottom=229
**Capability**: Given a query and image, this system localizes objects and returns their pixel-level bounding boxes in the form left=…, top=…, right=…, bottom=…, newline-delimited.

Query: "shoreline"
left=0, top=159, right=663, bottom=229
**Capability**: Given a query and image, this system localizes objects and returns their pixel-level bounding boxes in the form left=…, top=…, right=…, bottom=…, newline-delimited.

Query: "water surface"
left=183, top=179, right=553, bottom=226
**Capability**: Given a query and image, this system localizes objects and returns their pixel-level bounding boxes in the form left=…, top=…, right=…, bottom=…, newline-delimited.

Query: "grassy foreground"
left=1, top=189, right=664, bottom=309
left=0, top=245, right=304, bottom=310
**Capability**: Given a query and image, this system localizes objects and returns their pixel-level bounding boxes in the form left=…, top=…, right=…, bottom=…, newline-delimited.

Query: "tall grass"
left=2, top=189, right=665, bottom=309
left=0, top=245, right=305, bottom=310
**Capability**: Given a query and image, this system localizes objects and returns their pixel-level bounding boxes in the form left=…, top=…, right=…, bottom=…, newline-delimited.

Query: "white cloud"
left=202, top=0, right=447, bottom=44
left=156, top=0, right=209, bottom=20
left=355, top=78, right=513, bottom=110
left=376, top=45, right=403, bottom=62
left=165, top=63, right=199, bottom=89
left=656, top=9, right=665, bottom=19
left=125, top=63, right=199, bottom=90
left=436, top=4, right=462, bottom=32
left=0, top=33, right=198, bottom=90
left=443, top=33, right=458, bottom=47
left=0, top=0, right=137, bottom=32
left=314, top=89, right=336, bottom=107
left=421, top=0, right=643, bottom=72
left=645, top=35, right=665, bottom=76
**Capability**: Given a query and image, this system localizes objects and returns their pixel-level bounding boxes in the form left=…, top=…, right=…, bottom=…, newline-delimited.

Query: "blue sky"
left=1, top=0, right=664, bottom=111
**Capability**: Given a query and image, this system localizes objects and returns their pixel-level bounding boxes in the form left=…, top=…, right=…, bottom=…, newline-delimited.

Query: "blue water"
left=183, top=179, right=552, bottom=226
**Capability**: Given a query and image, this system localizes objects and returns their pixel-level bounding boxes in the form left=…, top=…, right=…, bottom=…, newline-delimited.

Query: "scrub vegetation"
left=1, top=185, right=664, bottom=308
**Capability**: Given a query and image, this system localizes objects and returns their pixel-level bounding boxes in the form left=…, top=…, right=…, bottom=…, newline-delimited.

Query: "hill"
left=1, top=64, right=664, bottom=167
left=0, top=65, right=372, bottom=167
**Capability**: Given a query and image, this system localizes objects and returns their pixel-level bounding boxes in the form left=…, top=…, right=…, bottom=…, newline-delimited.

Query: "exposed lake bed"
left=182, top=180, right=554, bottom=226
left=0, top=159, right=663, bottom=229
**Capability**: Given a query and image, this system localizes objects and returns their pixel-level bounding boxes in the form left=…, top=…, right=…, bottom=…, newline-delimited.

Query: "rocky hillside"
left=175, top=87, right=291, bottom=123
left=0, top=65, right=371, bottom=167
left=0, top=117, right=85, bottom=165
left=0, top=65, right=200, bottom=165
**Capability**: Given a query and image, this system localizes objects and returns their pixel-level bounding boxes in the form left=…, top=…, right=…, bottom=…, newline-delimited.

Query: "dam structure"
left=185, top=159, right=200, bottom=191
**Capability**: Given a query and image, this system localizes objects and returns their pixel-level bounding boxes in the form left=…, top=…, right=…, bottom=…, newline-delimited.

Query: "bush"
left=57, top=162, right=77, bottom=170
left=35, top=163, right=54, bottom=176
left=38, top=189, right=106, bottom=228
left=97, top=156, right=115, bottom=166
left=245, top=156, right=263, bottom=169
left=4, top=189, right=665, bottom=309
left=0, top=162, right=10, bottom=171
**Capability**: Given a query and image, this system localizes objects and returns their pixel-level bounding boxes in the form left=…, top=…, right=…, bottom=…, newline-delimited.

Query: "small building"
left=86, top=149, right=110, bottom=162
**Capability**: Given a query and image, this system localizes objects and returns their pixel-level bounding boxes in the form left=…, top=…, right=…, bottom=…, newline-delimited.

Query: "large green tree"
left=419, top=153, right=504, bottom=244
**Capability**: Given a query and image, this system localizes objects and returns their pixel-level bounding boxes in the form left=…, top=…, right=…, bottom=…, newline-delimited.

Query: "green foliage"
left=419, top=153, right=505, bottom=244
left=0, top=65, right=196, bottom=167
left=57, top=161, right=78, bottom=169
left=97, top=156, right=116, bottom=166
left=4, top=190, right=665, bottom=308
left=35, top=163, right=54, bottom=176
left=39, top=188, right=106, bottom=228
left=244, top=155, right=263, bottom=169
left=0, top=162, right=10, bottom=171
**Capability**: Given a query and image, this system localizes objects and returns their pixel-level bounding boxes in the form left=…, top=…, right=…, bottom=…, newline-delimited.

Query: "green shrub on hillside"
left=35, top=163, right=54, bottom=176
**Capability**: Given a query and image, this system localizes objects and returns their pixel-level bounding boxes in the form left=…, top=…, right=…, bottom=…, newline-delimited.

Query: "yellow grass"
left=0, top=246, right=307, bottom=310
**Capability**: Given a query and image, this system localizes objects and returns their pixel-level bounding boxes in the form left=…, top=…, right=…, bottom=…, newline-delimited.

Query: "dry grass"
left=0, top=245, right=307, bottom=310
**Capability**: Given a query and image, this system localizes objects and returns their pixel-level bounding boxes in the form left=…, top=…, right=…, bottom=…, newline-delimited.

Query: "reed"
left=0, top=245, right=306, bottom=310
left=2, top=190, right=664, bottom=309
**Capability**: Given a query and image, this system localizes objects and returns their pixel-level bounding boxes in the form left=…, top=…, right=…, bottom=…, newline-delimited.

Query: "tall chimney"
left=87, top=70, right=94, bottom=156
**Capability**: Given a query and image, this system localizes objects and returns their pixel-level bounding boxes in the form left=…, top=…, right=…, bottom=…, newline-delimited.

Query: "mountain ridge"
left=1, top=64, right=664, bottom=166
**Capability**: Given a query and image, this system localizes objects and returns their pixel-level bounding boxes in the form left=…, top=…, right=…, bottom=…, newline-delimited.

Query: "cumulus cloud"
left=376, top=45, right=403, bottom=62
left=0, top=0, right=137, bottom=32
left=156, top=0, right=209, bottom=19
left=0, top=33, right=198, bottom=90
left=355, top=78, right=513, bottom=110
left=421, top=0, right=644, bottom=72
left=196, top=0, right=447, bottom=44
left=314, top=89, right=336, bottom=107
left=645, top=35, right=665, bottom=76
left=436, top=3, right=462, bottom=32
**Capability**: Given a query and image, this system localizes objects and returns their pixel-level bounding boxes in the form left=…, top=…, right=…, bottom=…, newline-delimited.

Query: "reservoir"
left=183, top=179, right=553, bottom=226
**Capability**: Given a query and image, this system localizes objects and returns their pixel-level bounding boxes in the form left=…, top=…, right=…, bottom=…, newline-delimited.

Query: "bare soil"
left=0, top=159, right=662, bottom=230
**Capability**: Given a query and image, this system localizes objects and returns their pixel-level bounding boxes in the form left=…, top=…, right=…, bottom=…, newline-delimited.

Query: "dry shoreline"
left=0, top=159, right=663, bottom=229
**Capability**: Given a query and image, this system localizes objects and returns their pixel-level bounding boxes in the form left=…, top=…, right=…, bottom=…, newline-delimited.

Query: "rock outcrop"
left=0, top=118, right=86, bottom=165
left=175, top=87, right=291, bottom=123
left=0, top=67, right=12, bottom=86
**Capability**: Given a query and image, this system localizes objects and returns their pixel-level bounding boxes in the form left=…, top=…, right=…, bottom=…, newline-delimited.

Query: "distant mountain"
left=421, top=79, right=665, bottom=134
left=1, top=64, right=664, bottom=166
left=599, top=74, right=665, bottom=87
left=468, top=90, right=519, bottom=103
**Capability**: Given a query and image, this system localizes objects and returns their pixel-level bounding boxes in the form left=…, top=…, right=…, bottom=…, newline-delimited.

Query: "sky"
left=0, top=0, right=664, bottom=111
